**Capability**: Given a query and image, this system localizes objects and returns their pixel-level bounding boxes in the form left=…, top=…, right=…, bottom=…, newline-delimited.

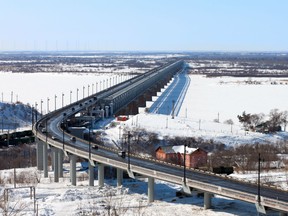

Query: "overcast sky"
left=1, top=0, right=287, bottom=52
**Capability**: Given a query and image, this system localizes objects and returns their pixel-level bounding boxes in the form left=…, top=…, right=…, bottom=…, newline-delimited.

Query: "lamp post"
left=40, top=99, right=43, bottom=116
left=183, top=144, right=187, bottom=185
left=62, top=113, right=66, bottom=150
left=31, top=105, right=34, bottom=126
left=172, top=100, right=175, bottom=119
left=11, top=91, right=13, bottom=103
left=70, top=91, right=72, bottom=104
left=88, top=85, right=90, bottom=96
left=258, top=152, right=264, bottom=204
left=92, top=84, right=94, bottom=94
left=47, top=97, right=50, bottom=114
left=83, top=86, right=85, bottom=99
left=35, top=102, right=38, bottom=123
left=96, top=82, right=98, bottom=93
left=127, top=131, right=131, bottom=170
left=54, top=95, right=57, bottom=111
left=62, top=93, right=64, bottom=108
left=89, top=117, right=91, bottom=159
left=100, top=81, right=102, bottom=91
left=77, top=88, right=79, bottom=101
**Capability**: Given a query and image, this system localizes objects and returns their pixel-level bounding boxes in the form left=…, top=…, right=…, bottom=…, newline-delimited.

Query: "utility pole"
left=127, top=131, right=131, bottom=171
left=172, top=100, right=175, bottom=119
left=183, top=144, right=187, bottom=185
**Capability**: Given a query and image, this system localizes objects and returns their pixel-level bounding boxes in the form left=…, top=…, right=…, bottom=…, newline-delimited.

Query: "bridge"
left=33, top=60, right=288, bottom=215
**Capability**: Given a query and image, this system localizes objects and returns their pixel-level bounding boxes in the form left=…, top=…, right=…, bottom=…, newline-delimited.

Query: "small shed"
left=156, top=145, right=207, bottom=168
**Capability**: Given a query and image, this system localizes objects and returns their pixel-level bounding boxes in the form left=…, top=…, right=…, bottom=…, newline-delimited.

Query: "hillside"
left=0, top=102, right=35, bottom=131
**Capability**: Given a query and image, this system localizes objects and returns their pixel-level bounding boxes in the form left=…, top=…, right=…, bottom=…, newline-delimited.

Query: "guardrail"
left=33, top=60, right=288, bottom=213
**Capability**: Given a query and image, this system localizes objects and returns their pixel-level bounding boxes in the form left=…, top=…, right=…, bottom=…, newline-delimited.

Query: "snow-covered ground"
left=0, top=166, right=277, bottom=216
left=1, top=63, right=288, bottom=215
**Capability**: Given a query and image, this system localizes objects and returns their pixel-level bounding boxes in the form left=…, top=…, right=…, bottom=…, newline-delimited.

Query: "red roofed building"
left=156, top=145, right=207, bottom=168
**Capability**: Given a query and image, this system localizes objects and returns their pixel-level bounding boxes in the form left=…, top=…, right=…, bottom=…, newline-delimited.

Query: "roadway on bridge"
left=46, top=109, right=288, bottom=205
left=36, top=60, right=288, bottom=213
left=149, top=67, right=190, bottom=116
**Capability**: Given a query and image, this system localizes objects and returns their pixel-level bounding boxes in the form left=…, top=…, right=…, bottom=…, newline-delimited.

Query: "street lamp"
left=100, top=81, right=102, bottom=91
left=70, top=91, right=72, bottom=104
left=89, top=117, right=91, bottom=159
left=77, top=88, right=79, bottom=101
left=62, top=113, right=66, bottom=150
left=92, top=84, right=94, bottom=94
left=31, top=105, right=34, bottom=126
left=127, top=131, right=131, bottom=170
left=83, top=86, right=85, bottom=99
left=62, top=93, right=64, bottom=108
left=40, top=99, right=43, bottom=116
left=88, top=85, right=90, bottom=96
left=183, top=144, right=187, bottom=185
left=54, top=95, right=57, bottom=111
left=47, top=97, right=50, bottom=114
left=96, top=82, right=98, bottom=93
left=172, top=100, right=175, bottom=119
left=258, top=152, right=264, bottom=204
left=35, top=102, right=38, bottom=123
left=11, top=91, right=13, bottom=103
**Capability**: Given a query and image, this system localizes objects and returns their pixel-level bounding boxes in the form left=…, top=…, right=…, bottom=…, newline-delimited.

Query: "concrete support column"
left=53, top=148, right=59, bottom=183
left=36, top=141, right=43, bottom=170
left=70, top=154, right=77, bottom=186
left=89, top=162, right=94, bottom=186
left=43, top=142, right=48, bottom=178
left=110, top=102, right=114, bottom=116
left=116, top=168, right=123, bottom=187
left=204, top=192, right=212, bottom=209
left=58, top=150, right=64, bottom=178
left=148, top=177, right=154, bottom=203
left=51, top=148, right=55, bottom=171
left=101, top=109, right=104, bottom=120
left=105, top=106, right=109, bottom=118
left=98, top=163, right=104, bottom=187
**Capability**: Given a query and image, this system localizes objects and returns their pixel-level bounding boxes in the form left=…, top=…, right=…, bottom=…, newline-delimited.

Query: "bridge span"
left=34, top=60, right=288, bottom=215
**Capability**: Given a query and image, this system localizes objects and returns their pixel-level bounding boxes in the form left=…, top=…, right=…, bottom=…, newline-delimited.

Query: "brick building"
left=156, top=145, right=207, bottom=168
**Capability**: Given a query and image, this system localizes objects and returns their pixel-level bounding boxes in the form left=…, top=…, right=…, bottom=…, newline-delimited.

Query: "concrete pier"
left=204, top=192, right=212, bottom=209
left=117, top=168, right=123, bottom=187
left=58, top=150, right=64, bottom=178
left=43, top=142, right=48, bottom=177
left=148, top=177, right=154, bottom=203
left=89, top=162, right=94, bottom=186
left=36, top=141, right=43, bottom=170
left=70, top=154, right=77, bottom=186
left=53, top=148, right=59, bottom=183
left=98, top=163, right=104, bottom=187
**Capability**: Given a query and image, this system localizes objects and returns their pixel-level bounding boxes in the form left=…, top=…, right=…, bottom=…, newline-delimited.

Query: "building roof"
left=157, top=145, right=200, bottom=154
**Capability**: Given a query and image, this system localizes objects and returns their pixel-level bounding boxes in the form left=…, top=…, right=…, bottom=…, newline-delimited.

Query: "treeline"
left=238, top=109, right=288, bottom=133
left=210, top=142, right=288, bottom=173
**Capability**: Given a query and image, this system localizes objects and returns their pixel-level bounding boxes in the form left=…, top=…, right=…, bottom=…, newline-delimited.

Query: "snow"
left=0, top=166, right=268, bottom=216
left=1, top=60, right=288, bottom=215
